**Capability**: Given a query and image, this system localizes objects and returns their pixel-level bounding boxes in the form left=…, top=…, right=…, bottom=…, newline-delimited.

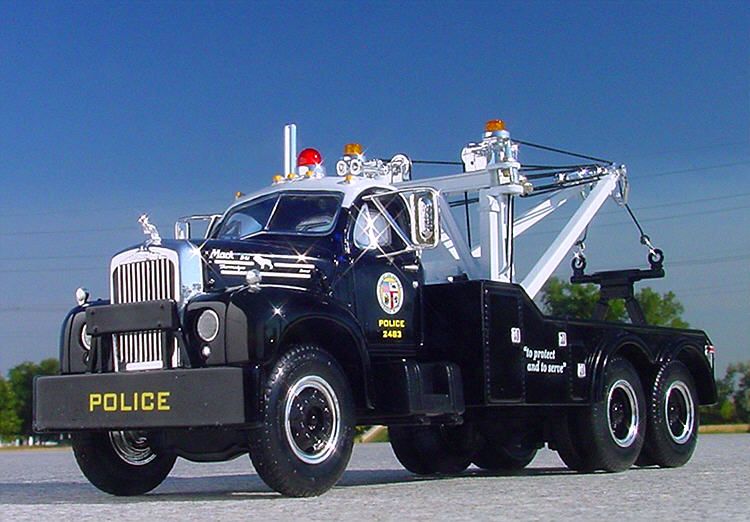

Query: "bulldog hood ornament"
left=138, top=213, right=162, bottom=247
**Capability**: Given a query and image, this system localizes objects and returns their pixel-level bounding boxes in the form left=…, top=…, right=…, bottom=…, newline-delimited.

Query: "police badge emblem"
left=377, top=272, right=403, bottom=315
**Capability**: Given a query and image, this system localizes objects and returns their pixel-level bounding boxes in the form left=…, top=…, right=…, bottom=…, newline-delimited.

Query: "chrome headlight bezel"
left=80, top=323, right=92, bottom=351
left=196, top=309, right=220, bottom=343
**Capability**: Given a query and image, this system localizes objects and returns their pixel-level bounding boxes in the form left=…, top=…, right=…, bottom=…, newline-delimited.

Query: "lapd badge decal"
left=377, top=272, right=403, bottom=315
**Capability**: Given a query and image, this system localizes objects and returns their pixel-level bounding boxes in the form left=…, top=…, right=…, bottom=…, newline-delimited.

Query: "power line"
left=1, top=159, right=748, bottom=239
left=604, top=204, right=750, bottom=226
left=0, top=306, right=71, bottom=313
left=0, top=227, right=132, bottom=237
left=0, top=197, right=230, bottom=219
left=0, top=267, right=102, bottom=274
left=521, top=203, right=750, bottom=238
left=668, top=253, right=750, bottom=267
left=535, top=191, right=750, bottom=223
left=586, top=253, right=750, bottom=274
left=630, top=160, right=750, bottom=179
left=0, top=254, right=108, bottom=262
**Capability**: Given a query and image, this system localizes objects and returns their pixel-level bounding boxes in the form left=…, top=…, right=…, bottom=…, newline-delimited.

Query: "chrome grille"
left=112, top=256, right=179, bottom=371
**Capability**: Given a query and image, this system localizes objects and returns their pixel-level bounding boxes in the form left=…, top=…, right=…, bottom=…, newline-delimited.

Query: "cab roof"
left=228, top=175, right=396, bottom=213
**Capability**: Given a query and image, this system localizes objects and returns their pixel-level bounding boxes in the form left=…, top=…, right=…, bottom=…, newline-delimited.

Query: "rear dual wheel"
left=640, top=361, right=698, bottom=467
left=472, top=439, right=537, bottom=471
left=388, top=424, right=475, bottom=475
left=389, top=424, right=537, bottom=475
left=556, top=358, right=646, bottom=472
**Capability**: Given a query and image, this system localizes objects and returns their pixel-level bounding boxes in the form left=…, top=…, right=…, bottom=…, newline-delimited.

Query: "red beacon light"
left=297, top=148, right=326, bottom=178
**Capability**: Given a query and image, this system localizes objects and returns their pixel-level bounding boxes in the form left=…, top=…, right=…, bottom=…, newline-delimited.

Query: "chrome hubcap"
left=607, top=379, right=639, bottom=448
left=665, top=380, right=694, bottom=444
left=284, top=375, right=340, bottom=464
left=109, top=431, right=157, bottom=465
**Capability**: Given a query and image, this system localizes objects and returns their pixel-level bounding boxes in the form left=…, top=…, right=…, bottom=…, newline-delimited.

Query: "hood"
left=200, top=237, right=340, bottom=291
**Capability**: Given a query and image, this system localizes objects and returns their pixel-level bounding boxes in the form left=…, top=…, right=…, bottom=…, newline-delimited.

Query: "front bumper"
left=33, top=367, right=257, bottom=432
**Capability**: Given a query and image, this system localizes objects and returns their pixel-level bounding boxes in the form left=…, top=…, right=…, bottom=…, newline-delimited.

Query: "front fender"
left=60, top=300, right=110, bottom=374
left=225, top=287, right=366, bottom=364
left=224, top=287, right=373, bottom=408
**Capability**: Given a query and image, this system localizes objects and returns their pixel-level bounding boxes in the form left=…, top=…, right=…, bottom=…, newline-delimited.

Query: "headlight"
left=196, top=309, right=220, bottom=342
left=80, top=324, right=92, bottom=350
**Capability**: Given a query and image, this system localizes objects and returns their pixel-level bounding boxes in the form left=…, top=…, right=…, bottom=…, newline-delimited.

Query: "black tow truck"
left=34, top=122, right=716, bottom=497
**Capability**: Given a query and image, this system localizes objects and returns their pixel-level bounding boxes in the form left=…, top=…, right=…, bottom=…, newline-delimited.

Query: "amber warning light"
left=485, top=119, right=506, bottom=132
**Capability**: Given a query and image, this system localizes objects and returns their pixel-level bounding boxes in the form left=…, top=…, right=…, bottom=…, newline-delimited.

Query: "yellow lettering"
left=141, top=392, right=155, bottom=411
left=119, top=392, right=132, bottom=412
left=157, top=391, right=170, bottom=411
left=89, top=393, right=102, bottom=412
left=88, top=390, right=172, bottom=413
left=103, top=393, right=117, bottom=412
left=378, top=319, right=406, bottom=329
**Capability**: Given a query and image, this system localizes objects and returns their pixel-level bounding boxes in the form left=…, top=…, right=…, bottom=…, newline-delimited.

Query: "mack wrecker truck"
left=34, top=120, right=717, bottom=497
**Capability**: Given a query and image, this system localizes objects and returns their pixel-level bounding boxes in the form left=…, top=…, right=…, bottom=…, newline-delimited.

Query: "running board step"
left=373, top=361, right=465, bottom=416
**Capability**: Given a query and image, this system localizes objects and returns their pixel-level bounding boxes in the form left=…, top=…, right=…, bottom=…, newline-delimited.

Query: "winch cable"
left=411, top=159, right=463, bottom=166
left=624, top=202, right=661, bottom=257
left=521, top=163, right=603, bottom=171
left=512, top=138, right=612, bottom=164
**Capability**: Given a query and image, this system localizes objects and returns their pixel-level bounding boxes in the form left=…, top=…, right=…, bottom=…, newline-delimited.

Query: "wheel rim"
left=607, top=379, right=639, bottom=448
left=109, top=431, right=157, bottom=466
left=284, top=375, right=341, bottom=465
left=664, top=380, right=695, bottom=444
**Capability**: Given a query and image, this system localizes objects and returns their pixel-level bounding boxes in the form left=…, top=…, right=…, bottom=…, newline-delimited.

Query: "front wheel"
left=641, top=361, right=699, bottom=467
left=72, top=431, right=176, bottom=495
left=248, top=345, right=355, bottom=497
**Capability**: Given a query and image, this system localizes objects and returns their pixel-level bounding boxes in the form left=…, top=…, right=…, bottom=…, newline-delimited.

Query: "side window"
left=354, top=203, right=392, bottom=250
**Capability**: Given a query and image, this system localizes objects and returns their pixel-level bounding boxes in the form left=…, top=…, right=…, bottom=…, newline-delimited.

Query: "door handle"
left=402, top=264, right=420, bottom=272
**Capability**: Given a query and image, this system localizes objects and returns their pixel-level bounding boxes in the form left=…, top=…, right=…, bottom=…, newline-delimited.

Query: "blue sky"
left=0, top=0, right=748, bottom=374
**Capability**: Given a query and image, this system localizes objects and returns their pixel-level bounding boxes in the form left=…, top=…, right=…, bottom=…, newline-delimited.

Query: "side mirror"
left=409, top=191, right=439, bottom=249
left=174, top=214, right=222, bottom=240
left=175, top=221, right=191, bottom=240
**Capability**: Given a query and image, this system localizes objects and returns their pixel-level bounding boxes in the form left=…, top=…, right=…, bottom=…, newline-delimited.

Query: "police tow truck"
left=34, top=120, right=717, bottom=497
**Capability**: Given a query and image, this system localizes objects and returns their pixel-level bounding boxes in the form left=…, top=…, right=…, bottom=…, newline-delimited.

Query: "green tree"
left=724, top=362, right=750, bottom=422
left=701, top=362, right=750, bottom=424
left=0, top=376, right=21, bottom=440
left=8, top=358, right=60, bottom=438
left=541, top=277, right=688, bottom=328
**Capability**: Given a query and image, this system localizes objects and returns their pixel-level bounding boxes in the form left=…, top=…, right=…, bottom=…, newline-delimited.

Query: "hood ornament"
left=138, top=213, right=162, bottom=247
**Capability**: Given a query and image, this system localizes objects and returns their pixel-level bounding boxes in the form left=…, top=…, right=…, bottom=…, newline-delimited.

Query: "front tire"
left=248, top=345, right=355, bottom=497
left=72, top=431, right=176, bottom=496
left=641, top=361, right=699, bottom=467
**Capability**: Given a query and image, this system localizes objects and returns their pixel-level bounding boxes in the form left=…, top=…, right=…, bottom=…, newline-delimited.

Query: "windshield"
left=215, top=192, right=343, bottom=240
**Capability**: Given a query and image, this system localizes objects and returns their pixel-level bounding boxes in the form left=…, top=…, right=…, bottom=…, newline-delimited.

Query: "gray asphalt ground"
left=1, top=434, right=748, bottom=521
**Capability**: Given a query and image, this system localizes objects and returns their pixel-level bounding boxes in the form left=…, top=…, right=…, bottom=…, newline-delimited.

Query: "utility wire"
left=532, top=191, right=750, bottom=223
left=0, top=227, right=132, bottom=237
left=630, top=161, right=750, bottom=179
left=520, top=204, right=750, bottom=238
